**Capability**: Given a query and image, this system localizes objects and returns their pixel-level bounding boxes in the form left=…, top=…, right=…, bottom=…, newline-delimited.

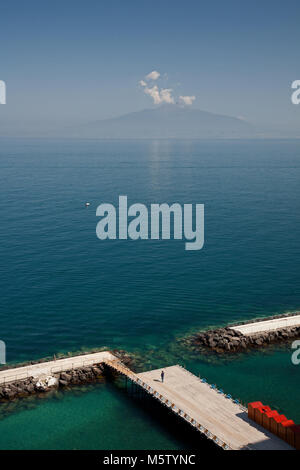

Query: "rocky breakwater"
left=190, top=325, right=300, bottom=353
left=0, top=364, right=106, bottom=401
left=0, top=375, right=58, bottom=400
left=58, top=364, right=105, bottom=387
left=0, top=349, right=135, bottom=402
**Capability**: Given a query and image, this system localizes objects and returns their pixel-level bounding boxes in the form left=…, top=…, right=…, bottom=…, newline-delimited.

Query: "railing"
left=104, top=360, right=233, bottom=451
left=0, top=371, right=29, bottom=385
left=0, top=356, right=107, bottom=385
left=177, top=364, right=248, bottom=413
left=49, top=357, right=104, bottom=375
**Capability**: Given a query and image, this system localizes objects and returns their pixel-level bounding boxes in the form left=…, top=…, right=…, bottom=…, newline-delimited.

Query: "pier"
left=0, top=351, right=115, bottom=385
left=191, top=312, right=300, bottom=353
left=104, top=359, right=293, bottom=450
left=0, top=352, right=294, bottom=450
left=229, top=314, right=300, bottom=336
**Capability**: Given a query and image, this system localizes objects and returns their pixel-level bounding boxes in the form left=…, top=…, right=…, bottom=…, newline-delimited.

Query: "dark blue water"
left=0, top=138, right=299, bottom=449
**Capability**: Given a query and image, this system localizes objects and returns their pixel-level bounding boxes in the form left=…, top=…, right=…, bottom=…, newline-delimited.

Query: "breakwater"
left=0, top=364, right=105, bottom=400
left=0, top=350, right=133, bottom=402
left=188, top=313, right=300, bottom=353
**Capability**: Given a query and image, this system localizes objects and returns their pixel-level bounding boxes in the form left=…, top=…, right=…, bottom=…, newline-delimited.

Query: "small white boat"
left=85, top=202, right=91, bottom=207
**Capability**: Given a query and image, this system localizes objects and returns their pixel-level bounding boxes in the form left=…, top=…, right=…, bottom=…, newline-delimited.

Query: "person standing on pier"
left=161, top=370, right=165, bottom=383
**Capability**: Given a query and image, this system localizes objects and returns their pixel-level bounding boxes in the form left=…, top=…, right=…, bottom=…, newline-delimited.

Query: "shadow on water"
left=105, top=374, right=220, bottom=452
left=0, top=374, right=220, bottom=450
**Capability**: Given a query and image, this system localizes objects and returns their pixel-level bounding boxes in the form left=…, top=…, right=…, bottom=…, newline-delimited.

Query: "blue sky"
left=1, top=0, right=300, bottom=135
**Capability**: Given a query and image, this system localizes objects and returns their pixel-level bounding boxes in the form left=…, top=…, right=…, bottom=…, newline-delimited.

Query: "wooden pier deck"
left=105, top=360, right=293, bottom=451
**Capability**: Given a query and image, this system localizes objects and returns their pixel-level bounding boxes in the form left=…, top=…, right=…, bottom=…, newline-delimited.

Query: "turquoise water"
left=0, top=138, right=299, bottom=449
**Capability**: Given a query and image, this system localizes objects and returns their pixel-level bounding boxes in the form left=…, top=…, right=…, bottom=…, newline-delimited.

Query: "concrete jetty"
left=190, top=313, right=300, bottom=353
left=0, top=351, right=116, bottom=385
left=230, top=314, right=300, bottom=336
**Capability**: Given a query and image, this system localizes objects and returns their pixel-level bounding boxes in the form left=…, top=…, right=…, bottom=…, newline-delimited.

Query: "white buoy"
left=85, top=202, right=91, bottom=207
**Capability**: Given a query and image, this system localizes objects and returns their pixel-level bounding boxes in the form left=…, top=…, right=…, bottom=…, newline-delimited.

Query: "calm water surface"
left=0, top=139, right=299, bottom=449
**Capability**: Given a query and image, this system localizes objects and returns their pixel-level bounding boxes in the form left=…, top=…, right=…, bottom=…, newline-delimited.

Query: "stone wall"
left=0, top=364, right=105, bottom=401
left=191, top=325, right=300, bottom=353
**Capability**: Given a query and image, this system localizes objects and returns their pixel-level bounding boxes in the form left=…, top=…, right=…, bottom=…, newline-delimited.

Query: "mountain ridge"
left=72, top=104, right=259, bottom=139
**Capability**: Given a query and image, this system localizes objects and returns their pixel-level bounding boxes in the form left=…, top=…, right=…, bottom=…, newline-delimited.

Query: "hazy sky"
left=1, top=0, right=300, bottom=135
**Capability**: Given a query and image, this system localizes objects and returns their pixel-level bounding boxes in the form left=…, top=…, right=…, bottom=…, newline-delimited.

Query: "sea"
left=0, top=138, right=299, bottom=449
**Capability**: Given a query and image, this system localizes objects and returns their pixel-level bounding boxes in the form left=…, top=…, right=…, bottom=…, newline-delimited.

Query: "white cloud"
left=179, top=95, right=196, bottom=106
left=139, top=71, right=195, bottom=106
left=160, top=88, right=175, bottom=104
left=145, top=70, right=160, bottom=81
left=144, top=85, right=162, bottom=104
left=143, top=86, right=175, bottom=105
